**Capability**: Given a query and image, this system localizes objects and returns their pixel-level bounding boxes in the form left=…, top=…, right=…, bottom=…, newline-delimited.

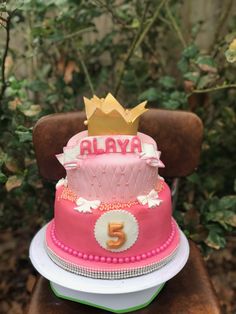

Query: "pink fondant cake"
left=45, top=94, right=180, bottom=279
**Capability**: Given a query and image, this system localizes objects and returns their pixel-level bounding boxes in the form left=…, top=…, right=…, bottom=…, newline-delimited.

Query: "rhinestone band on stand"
left=45, top=242, right=179, bottom=280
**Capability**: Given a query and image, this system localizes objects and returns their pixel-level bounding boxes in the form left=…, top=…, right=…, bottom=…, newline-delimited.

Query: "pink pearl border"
left=50, top=219, right=177, bottom=264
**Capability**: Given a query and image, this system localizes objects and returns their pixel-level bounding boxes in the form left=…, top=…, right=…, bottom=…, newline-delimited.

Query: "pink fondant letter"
left=80, top=140, right=92, bottom=155
left=105, top=138, right=117, bottom=153
left=93, top=138, right=105, bottom=154
left=130, top=136, right=142, bottom=153
left=117, top=139, right=129, bottom=154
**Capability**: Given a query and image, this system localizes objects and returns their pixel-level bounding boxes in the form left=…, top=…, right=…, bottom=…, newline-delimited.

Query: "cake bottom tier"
left=45, top=219, right=180, bottom=280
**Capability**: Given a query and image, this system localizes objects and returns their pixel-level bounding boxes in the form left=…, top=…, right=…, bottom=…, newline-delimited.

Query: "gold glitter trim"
left=60, top=187, right=77, bottom=202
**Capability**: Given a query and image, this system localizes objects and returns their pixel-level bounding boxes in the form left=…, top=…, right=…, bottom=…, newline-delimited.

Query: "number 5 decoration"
left=107, top=223, right=126, bottom=249
left=94, top=210, right=139, bottom=252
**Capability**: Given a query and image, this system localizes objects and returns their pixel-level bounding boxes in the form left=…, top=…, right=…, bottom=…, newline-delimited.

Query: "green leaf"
left=195, top=55, right=217, bottom=73
left=205, top=227, right=226, bottom=249
left=208, top=197, right=221, bottom=212
left=116, top=4, right=133, bottom=21
left=131, top=18, right=140, bottom=29
left=27, top=80, right=49, bottom=92
left=187, top=173, right=201, bottom=185
left=225, top=214, right=236, bottom=227
left=0, top=149, right=7, bottom=166
left=170, top=90, right=186, bottom=100
left=6, top=1, right=22, bottom=11
left=0, top=3, right=7, bottom=11
left=182, top=44, right=199, bottom=59
left=0, top=172, right=7, bottom=183
left=15, top=128, right=32, bottom=143
left=204, top=176, right=221, bottom=192
left=219, top=195, right=236, bottom=210
left=197, top=74, right=218, bottom=89
left=20, top=104, right=41, bottom=117
left=183, top=72, right=199, bottom=84
left=5, top=175, right=23, bottom=192
left=162, top=99, right=180, bottom=109
left=138, top=87, right=159, bottom=102
left=225, top=49, right=236, bottom=63
left=206, top=210, right=233, bottom=230
left=54, top=0, right=68, bottom=5
left=159, top=76, right=176, bottom=89
left=177, top=58, right=189, bottom=73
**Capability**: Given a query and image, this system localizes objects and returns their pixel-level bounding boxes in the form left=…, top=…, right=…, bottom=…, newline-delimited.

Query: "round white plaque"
left=94, top=210, right=139, bottom=252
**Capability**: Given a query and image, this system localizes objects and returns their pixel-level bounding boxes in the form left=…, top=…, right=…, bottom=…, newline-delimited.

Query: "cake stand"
left=29, top=225, right=189, bottom=313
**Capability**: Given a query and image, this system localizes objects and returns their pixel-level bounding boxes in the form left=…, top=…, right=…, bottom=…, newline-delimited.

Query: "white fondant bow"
left=139, top=144, right=165, bottom=168
left=137, top=189, right=162, bottom=208
left=56, top=177, right=68, bottom=189
left=64, top=160, right=82, bottom=170
left=56, top=146, right=85, bottom=170
left=74, top=197, right=101, bottom=213
left=158, top=175, right=165, bottom=181
left=145, top=156, right=165, bottom=167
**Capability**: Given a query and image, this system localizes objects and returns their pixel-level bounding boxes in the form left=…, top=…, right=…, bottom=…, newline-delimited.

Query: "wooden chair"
left=27, top=109, right=221, bottom=314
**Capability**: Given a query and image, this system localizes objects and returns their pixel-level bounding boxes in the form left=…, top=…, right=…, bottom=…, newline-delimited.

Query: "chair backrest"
left=33, top=109, right=203, bottom=181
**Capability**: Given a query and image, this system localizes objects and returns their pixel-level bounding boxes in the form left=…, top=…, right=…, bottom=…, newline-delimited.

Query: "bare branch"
left=0, top=21, right=6, bottom=28
left=165, top=3, right=187, bottom=48
left=0, top=13, right=12, bottom=102
left=210, top=0, right=233, bottom=53
left=0, top=15, right=7, bottom=23
left=191, top=83, right=236, bottom=94
left=93, top=0, right=127, bottom=26
left=114, top=0, right=168, bottom=96
left=78, top=51, right=95, bottom=95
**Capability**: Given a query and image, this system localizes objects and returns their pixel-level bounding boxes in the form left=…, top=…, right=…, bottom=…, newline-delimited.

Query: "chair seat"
left=27, top=241, right=221, bottom=314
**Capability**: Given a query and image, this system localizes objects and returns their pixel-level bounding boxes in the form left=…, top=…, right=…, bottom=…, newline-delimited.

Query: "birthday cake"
left=45, top=94, right=180, bottom=279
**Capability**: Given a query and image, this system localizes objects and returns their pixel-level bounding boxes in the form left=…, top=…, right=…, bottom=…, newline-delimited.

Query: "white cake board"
left=29, top=225, right=189, bottom=313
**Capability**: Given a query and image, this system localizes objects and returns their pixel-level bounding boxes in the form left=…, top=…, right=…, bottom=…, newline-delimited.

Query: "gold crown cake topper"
left=83, top=93, right=148, bottom=136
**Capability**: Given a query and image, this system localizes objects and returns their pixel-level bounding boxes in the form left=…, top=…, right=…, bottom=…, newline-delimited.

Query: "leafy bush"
left=0, top=0, right=235, bottom=252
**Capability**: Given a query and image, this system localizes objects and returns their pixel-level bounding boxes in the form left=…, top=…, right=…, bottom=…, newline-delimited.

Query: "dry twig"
left=114, top=0, right=168, bottom=96
left=0, top=13, right=12, bottom=103
left=192, top=83, right=236, bottom=94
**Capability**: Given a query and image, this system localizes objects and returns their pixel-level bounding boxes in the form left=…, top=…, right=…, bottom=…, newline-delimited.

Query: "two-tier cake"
left=45, top=93, right=180, bottom=279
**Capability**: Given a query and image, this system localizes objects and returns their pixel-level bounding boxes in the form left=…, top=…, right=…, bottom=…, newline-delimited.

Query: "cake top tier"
left=83, top=93, right=148, bottom=136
